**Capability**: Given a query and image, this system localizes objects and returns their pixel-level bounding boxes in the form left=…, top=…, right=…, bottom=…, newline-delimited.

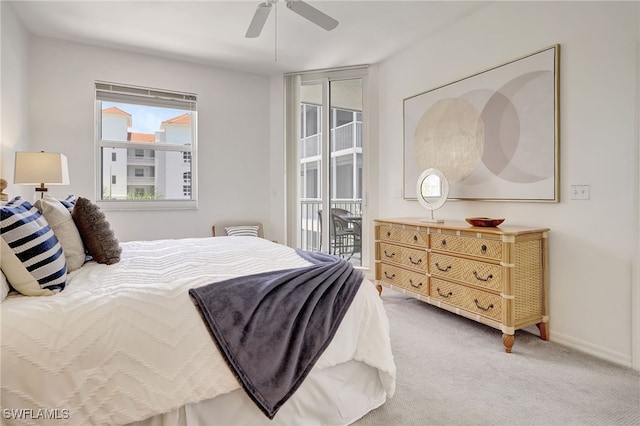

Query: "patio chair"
left=318, top=209, right=361, bottom=259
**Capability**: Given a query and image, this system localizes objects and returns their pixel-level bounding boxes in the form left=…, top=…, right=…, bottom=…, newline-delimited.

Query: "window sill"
left=97, top=200, right=197, bottom=211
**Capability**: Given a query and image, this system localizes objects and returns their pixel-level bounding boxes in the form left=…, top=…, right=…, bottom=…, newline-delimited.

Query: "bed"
left=1, top=236, right=396, bottom=426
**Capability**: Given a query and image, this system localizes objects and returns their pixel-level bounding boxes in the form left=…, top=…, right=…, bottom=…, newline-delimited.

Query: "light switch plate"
left=570, top=185, right=590, bottom=200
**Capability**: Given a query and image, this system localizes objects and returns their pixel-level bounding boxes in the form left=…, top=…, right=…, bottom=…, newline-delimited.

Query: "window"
left=95, top=81, right=197, bottom=209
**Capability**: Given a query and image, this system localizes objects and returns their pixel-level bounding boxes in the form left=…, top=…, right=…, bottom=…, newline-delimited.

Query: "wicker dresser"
left=374, top=218, right=549, bottom=352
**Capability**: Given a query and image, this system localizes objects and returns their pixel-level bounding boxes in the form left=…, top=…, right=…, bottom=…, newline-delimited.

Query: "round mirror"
left=416, top=168, right=449, bottom=222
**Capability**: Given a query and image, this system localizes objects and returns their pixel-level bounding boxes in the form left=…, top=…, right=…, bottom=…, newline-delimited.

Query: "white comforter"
left=0, top=237, right=395, bottom=425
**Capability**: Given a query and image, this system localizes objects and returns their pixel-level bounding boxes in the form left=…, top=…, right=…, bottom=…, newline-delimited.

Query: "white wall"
left=0, top=2, right=30, bottom=186
left=21, top=35, right=273, bottom=241
left=376, top=1, right=639, bottom=367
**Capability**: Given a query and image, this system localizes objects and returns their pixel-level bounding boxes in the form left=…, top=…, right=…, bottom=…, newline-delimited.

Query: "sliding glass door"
left=296, top=70, right=365, bottom=267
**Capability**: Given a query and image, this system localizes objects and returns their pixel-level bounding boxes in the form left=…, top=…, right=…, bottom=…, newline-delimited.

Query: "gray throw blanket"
left=189, top=249, right=363, bottom=419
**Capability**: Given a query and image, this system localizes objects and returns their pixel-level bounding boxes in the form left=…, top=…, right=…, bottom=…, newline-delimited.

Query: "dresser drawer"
left=431, top=234, right=502, bottom=260
left=429, top=253, right=502, bottom=291
left=402, top=246, right=428, bottom=270
left=378, top=225, right=403, bottom=243
left=430, top=278, right=502, bottom=321
left=400, top=228, right=428, bottom=247
left=378, top=242, right=427, bottom=271
left=377, top=263, right=428, bottom=295
left=379, top=242, right=401, bottom=264
left=379, top=225, right=428, bottom=248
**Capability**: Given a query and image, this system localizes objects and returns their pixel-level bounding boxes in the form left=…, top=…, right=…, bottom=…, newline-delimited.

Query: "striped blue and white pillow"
left=59, top=194, right=77, bottom=213
left=225, top=225, right=260, bottom=237
left=1, top=197, right=67, bottom=293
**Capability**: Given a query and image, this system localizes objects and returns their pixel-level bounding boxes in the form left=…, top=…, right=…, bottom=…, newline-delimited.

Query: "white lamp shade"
left=13, top=152, right=70, bottom=185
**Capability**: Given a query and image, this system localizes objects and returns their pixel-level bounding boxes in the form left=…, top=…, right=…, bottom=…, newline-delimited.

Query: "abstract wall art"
left=403, top=44, right=560, bottom=201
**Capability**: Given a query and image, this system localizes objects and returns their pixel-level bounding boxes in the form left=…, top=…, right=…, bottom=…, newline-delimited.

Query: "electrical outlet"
left=570, top=185, right=590, bottom=200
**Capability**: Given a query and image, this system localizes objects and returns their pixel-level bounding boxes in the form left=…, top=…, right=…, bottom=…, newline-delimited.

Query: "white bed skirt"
left=129, top=360, right=385, bottom=426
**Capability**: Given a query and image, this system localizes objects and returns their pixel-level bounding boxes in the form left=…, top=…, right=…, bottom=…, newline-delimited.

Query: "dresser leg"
left=502, top=333, right=515, bottom=353
left=375, top=284, right=382, bottom=296
left=536, top=322, right=549, bottom=340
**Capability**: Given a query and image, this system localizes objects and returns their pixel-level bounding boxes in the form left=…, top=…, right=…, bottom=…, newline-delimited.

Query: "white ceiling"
left=8, top=1, right=488, bottom=75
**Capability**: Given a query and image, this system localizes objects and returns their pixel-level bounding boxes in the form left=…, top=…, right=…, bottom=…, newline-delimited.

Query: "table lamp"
left=13, top=151, right=69, bottom=199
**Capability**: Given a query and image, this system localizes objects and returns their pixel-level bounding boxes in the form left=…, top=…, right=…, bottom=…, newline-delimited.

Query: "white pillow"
left=1, top=271, right=9, bottom=302
left=35, top=195, right=85, bottom=271
left=225, top=225, right=260, bottom=237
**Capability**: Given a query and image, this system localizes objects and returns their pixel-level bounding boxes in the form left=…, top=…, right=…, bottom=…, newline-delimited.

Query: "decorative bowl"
left=465, top=217, right=505, bottom=227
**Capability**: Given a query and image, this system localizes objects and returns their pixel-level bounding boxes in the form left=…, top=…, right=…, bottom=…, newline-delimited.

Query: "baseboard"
left=551, top=330, right=633, bottom=369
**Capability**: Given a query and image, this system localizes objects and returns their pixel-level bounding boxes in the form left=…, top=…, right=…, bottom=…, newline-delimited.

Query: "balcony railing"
left=127, top=156, right=156, bottom=166
left=300, top=199, right=362, bottom=266
left=301, top=134, right=320, bottom=158
left=299, top=121, right=362, bottom=159
left=126, top=176, right=155, bottom=185
left=333, top=121, right=362, bottom=152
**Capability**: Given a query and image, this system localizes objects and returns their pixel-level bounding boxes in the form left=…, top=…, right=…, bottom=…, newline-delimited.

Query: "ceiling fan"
left=245, top=0, right=339, bottom=38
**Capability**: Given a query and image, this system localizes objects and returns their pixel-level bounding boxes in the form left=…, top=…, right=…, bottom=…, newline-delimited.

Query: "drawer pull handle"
left=473, top=271, right=494, bottom=282
left=384, top=250, right=396, bottom=258
left=481, top=244, right=487, bottom=254
left=384, top=271, right=396, bottom=279
left=436, top=288, right=452, bottom=298
left=413, top=235, right=418, bottom=242
left=409, top=279, right=423, bottom=288
left=386, top=231, right=391, bottom=238
left=409, top=256, right=422, bottom=265
left=441, top=239, right=447, bottom=247
left=474, top=299, right=494, bottom=312
left=435, top=262, right=451, bottom=272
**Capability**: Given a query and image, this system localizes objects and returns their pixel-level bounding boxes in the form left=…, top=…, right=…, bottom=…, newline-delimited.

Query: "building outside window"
left=299, top=103, right=362, bottom=202
left=95, top=81, right=197, bottom=209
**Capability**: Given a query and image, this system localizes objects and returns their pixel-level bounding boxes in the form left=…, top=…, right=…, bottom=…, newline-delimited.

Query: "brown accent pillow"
left=71, top=197, right=121, bottom=265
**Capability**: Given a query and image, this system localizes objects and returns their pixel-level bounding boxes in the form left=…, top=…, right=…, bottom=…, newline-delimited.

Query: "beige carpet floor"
left=352, top=289, right=640, bottom=426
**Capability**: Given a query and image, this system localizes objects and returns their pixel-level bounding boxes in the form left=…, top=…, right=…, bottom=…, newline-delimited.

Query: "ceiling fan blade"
left=285, top=1, right=338, bottom=31
left=245, top=2, right=272, bottom=38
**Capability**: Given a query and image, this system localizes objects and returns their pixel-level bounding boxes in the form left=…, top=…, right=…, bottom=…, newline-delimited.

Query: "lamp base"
left=35, top=186, right=48, bottom=199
